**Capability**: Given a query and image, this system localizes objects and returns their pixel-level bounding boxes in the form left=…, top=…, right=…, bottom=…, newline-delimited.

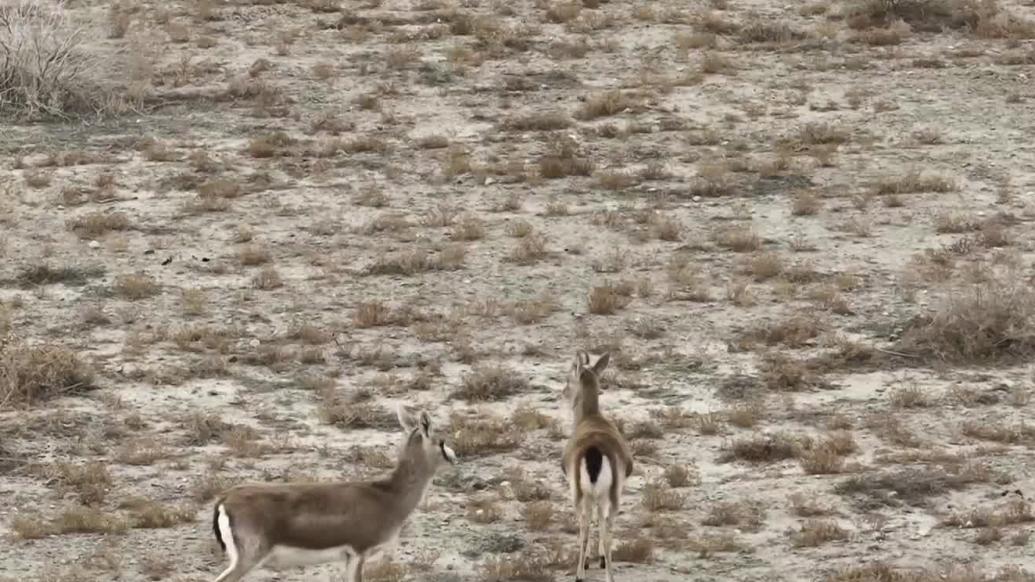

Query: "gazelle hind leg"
left=213, top=507, right=264, bottom=582
left=597, top=500, right=608, bottom=570
left=584, top=502, right=600, bottom=571
left=601, top=504, right=615, bottom=582
left=575, top=497, right=591, bottom=581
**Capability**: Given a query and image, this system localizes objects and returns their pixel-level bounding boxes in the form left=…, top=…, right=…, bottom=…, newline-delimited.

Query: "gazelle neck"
left=575, top=379, right=601, bottom=424
left=380, top=453, right=435, bottom=516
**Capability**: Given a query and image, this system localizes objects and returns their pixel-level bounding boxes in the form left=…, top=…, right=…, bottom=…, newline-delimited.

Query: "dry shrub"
left=0, top=338, right=94, bottom=408
left=792, top=520, right=849, bottom=547
left=874, top=171, right=956, bottom=195
left=523, top=501, right=554, bottom=531
left=112, top=273, right=159, bottom=299
left=642, top=481, right=686, bottom=511
left=588, top=283, right=632, bottom=315
left=0, top=1, right=127, bottom=117
left=845, top=0, right=1035, bottom=39
left=318, top=389, right=398, bottom=430
left=502, top=110, right=572, bottom=131
left=824, top=563, right=1035, bottom=582
left=479, top=553, right=552, bottom=582
left=123, top=498, right=196, bottom=529
left=612, top=537, right=654, bottom=563
left=942, top=498, right=1034, bottom=529
left=576, top=90, right=639, bottom=120
left=720, top=432, right=804, bottom=463
left=702, top=500, right=766, bottom=530
left=739, top=20, right=807, bottom=43
left=835, top=465, right=993, bottom=508
left=13, top=505, right=130, bottom=538
left=450, top=414, right=521, bottom=457
left=739, top=315, right=823, bottom=349
left=455, top=364, right=528, bottom=401
left=895, top=280, right=1035, bottom=363
left=67, top=211, right=131, bottom=238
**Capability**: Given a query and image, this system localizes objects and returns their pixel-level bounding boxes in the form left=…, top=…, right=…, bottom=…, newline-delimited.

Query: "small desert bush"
left=449, top=414, right=521, bottom=457
left=845, top=0, right=1035, bottom=39
left=895, top=279, right=1035, bottom=363
left=791, top=520, right=849, bottom=547
left=0, top=338, right=94, bottom=407
left=720, top=432, right=804, bottom=463
left=112, top=273, right=159, bottom=299
left=455, top=364, right=528, bottom=401
left=612, top=537, right=654, bottom=563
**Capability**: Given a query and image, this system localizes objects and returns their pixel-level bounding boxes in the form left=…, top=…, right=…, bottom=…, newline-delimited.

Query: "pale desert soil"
left=2, top=0, right=1035, bottom=581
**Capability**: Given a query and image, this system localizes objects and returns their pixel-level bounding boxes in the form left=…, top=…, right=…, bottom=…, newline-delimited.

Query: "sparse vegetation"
left=4, top=0, right=1034, bottom=578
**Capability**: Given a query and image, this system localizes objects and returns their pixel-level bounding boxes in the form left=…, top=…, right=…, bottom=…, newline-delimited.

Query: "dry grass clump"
left=942, top=498, right=1033, bottom=529
left=576, top=90, right=640, bottom=120
left=455, top=364, right=528, bottom=401
left=112, top=273, right=160, bottom=299
left=67, top=211, right=131, bottom=238
left=835, top=465, right=992, bottom=508
left=122, top=498, right=196, bottom=529
left=449, top=414, right=521, bottom=457
left=318, top=389, right=398, bottom=430
left=13, top=505, right=130, bottom=539
left=642, top=481, right=686, bottom=511
left=15, top=264, right=104, bottom=287
left=791, top=520, right=849, bottom=547
left=823, top=563, right=1035, bottom=582
left=714, top=225, right=762, bottom=252
left=702, top=500, right=766, bottom=530
left=0, top=338, right=94, bottom=408
left=588, top=282, right=633, bottom=315
left=874, top=171, right=956, bottom=195
left=720, top=432, right=805, bottom=464
left=895, top=280, right=1035, bottom=364
left=961, top=420, right=1035, bottom=445
left=479, top=553, right=553, bottom=582
left=612, top=537, right=655, bottom=563
left=738, top=315, right=824, bottom=349
left=41, top=462, right=111, bottom=506
left=845, top=0, right=1035, bottom=39
left=501, top=110, right=572, bottom=131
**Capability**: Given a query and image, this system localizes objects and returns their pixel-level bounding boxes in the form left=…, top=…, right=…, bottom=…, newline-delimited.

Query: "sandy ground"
left=3, top=0, right=1035, bottom=581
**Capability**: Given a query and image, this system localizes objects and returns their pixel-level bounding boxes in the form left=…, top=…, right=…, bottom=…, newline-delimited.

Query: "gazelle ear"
left=592, top=352, right=610, bottom=375
left=397, top=404, right=419, bottom=432
left=575, top=350, right=590, bottom=368
left=419, top=411, right=432, bottom=438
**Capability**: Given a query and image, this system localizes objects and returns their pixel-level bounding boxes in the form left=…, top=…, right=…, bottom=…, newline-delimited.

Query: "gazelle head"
left=396, top=404, right=457, bottom=470
left=562, top=350, right=610, bottom=422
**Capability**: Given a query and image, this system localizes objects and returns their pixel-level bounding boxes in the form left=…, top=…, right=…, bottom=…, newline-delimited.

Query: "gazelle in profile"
left=561, top=351, right=633, bottom=582
left=209, top=405, right=457, bottom=582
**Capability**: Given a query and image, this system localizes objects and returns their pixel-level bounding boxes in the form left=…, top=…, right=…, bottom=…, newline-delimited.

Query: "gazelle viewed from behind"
left=561, top=350, right=633, bottom=582
left=209, top=405, right=457, bottom=582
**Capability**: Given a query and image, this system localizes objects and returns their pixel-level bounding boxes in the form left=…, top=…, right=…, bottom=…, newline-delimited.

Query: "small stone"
left=88, top=240, right=100, bottom=249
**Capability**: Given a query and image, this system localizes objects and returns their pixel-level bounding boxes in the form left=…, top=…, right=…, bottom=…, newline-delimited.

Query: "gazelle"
left=210, top=405, right=457, bottom=582
left=561, top=351, right=633, bottom=582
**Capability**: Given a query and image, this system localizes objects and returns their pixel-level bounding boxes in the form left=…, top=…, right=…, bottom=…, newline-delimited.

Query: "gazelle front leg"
left=344, top=553, right=365, bottom=582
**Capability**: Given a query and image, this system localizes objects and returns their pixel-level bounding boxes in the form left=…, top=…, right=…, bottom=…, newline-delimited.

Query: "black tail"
left=213, top=503, right=226, bottom=553
left=584, top=446, right=603, bottom=483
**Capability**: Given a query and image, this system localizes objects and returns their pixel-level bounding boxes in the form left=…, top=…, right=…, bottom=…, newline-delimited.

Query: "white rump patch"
left=216, top=504, right=239, bottom=575
left=579, top=455, right=613, bottom=501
